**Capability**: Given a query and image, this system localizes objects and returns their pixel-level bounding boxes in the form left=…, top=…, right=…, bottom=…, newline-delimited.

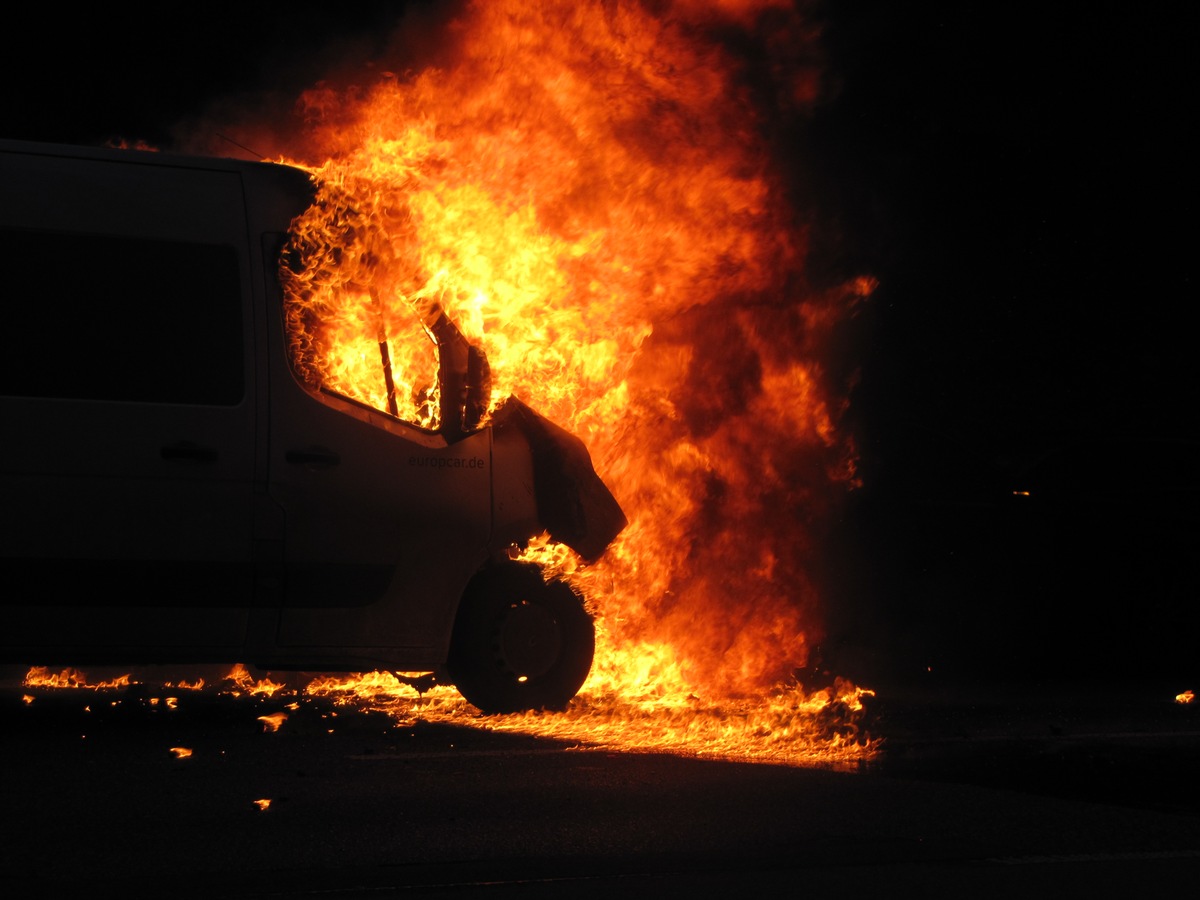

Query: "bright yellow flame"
left=277, top=0, right=866, bottom=686
left=266, top=0, right=874, bottom=761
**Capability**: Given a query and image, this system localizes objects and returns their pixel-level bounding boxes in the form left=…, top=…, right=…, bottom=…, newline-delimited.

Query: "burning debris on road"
left=14, top=663, right=877, bottom=767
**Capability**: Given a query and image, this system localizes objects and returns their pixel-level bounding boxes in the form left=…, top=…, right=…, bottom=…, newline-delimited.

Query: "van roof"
left=1, top=137, right=307, bottom=177
left=1, top=138, right=319, bottom=233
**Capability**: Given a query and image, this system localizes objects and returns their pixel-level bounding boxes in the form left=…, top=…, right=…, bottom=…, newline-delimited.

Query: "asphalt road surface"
left=2, top=668, right=1199, bottom=898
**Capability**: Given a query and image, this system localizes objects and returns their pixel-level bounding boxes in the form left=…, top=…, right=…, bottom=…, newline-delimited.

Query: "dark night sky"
left=4, top=0, right=1193, bottom=495
left=848, top=3, right=1192, bottom=456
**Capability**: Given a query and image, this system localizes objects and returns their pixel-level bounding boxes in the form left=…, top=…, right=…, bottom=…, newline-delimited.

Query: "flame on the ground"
left=265, top=0, right=874, bottom=760
left=1177, top=690, right=1195, bottom=705
left=19, top=664, right=278, bottom=700
left=305, top=671, right=875, bottom=766
left=23, top=667, right=133, bottom=691
left=223, top=663, right=286, bottom=698
left=19, top=663, right=875, bottom=765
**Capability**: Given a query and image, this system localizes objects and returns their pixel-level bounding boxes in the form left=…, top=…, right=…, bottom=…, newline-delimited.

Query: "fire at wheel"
left=447, top=561, right=594, bottom=714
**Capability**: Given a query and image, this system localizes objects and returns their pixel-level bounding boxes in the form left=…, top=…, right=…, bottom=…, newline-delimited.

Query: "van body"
left=0, top=139, right=625, bottom=712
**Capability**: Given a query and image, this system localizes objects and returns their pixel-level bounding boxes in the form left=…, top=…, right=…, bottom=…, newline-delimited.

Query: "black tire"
left=446, top=561, right=594, bottom=713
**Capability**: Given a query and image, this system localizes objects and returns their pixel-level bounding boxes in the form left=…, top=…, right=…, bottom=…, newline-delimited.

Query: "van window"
left=1, top=227, right=243, bottom=405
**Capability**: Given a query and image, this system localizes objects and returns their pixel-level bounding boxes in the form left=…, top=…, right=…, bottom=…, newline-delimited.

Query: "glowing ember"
left=261, top=0, right=874, bottom=760
left=166, top=679, right=206, bottom=691
left=1177, top=690, right=1194, bottom=705
left=253, top=799, right=272, bottom=812
left=258, top=713, right=288, bottom=733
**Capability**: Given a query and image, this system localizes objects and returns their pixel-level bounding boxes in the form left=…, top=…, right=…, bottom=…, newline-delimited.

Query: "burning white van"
left=0, top=139, right=625, bottom=713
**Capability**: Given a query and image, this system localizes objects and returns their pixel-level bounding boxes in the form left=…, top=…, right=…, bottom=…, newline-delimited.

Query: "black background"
left=4, top=1, right=1194, bottom=685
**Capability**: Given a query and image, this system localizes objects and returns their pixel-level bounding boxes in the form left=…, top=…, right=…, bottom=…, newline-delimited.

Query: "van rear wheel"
left=447, top=562, right=594, bottom=714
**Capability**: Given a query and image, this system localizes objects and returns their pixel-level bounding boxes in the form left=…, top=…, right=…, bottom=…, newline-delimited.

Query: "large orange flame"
left=252, top=0, right=872, bottom=757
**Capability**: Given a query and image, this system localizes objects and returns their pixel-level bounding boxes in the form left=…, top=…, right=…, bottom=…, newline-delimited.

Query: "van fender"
left=489, top=397, right=627, bottom=563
